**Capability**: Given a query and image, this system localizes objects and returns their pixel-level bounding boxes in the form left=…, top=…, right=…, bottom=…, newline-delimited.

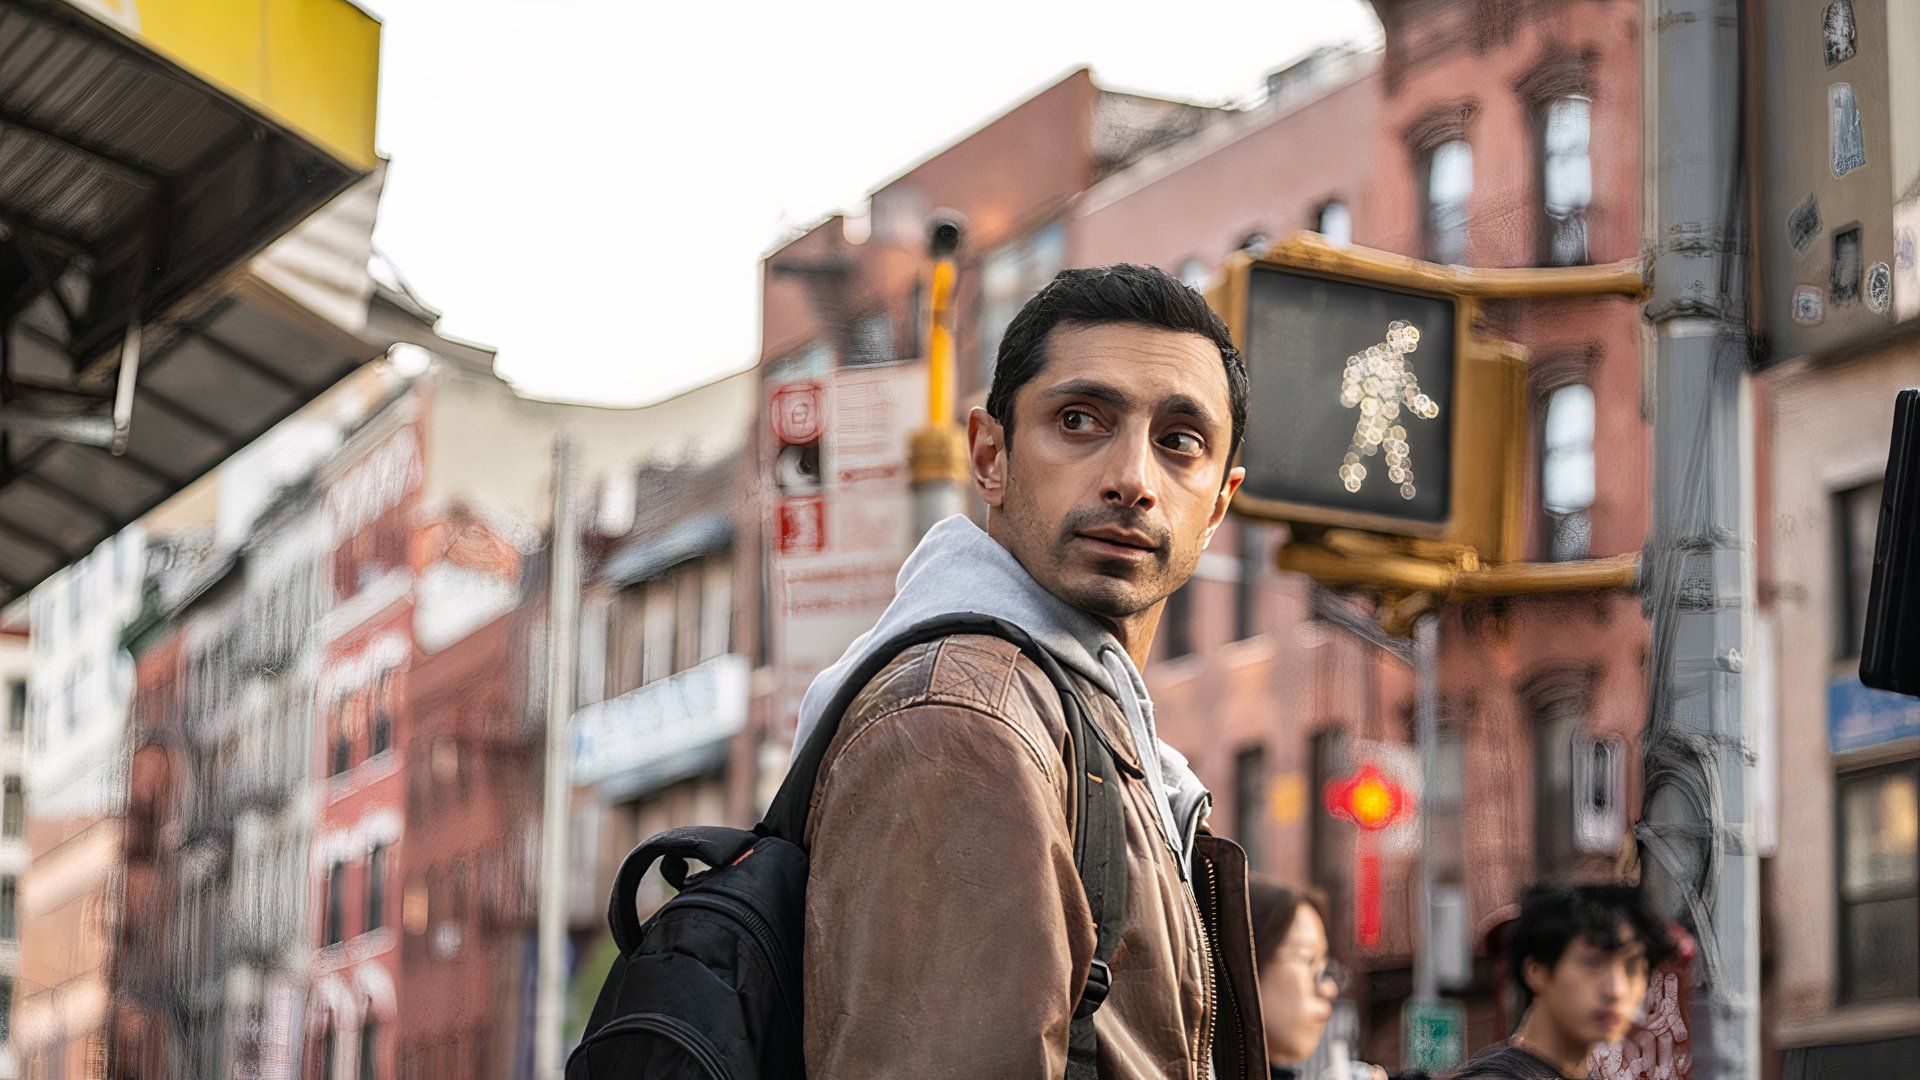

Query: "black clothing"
left=1452, top=1043, right=1583, bottom=1079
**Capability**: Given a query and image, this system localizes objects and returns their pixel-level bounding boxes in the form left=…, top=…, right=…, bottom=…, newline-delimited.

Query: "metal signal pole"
left=1640, top=1, right=1758, bottom=1076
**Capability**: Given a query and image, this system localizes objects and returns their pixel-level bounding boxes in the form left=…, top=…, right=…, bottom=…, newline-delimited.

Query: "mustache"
left=1058, top=507, right=1171, bottom=555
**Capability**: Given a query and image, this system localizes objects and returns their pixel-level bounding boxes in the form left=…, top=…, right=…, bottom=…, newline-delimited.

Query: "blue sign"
left=1829, top=673, right=1920, bottom=754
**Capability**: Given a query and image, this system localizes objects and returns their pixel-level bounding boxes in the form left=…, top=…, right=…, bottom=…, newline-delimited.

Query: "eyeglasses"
left=1276, top=947, right=1350, bottom=998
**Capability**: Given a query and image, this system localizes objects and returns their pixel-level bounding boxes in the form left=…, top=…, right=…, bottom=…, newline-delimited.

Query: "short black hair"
left=1247, top=875, right=1331, bottom=972
left=1509, top=884, right=1678, bottom=1009
left=984, top=263, right=1248, bottom=472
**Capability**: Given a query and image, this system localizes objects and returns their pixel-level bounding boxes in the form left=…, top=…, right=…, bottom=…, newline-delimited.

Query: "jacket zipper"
left=669, top=891, right=799, bottom=1026
left=1199, top=854, right=1249, bottom=1079
left=567, top=1011, right=733, bottom=1080
left=1196, top=861, right=1217, bottom=1076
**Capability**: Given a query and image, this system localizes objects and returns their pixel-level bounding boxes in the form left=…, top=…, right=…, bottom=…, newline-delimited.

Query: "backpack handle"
left=608, top=825, right=757, bottom=953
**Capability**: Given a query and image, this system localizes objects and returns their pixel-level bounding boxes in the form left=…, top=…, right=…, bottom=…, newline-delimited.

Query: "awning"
left=0, top=0, right=383, bottom=604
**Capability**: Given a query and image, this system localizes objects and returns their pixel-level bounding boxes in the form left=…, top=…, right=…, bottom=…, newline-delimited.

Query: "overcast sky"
left=366, top=0, right=1380, bottom=407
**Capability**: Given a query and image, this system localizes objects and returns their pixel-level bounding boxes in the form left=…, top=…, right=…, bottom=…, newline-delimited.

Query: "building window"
left=1310, top=729, right=1352, bottom=943
left=700, top=559, right=732, bottom=662
left=331, top=715, right=353, bottom=777
left=2, top=776, right=20, bottom=839
left=675, top=568, right=704, bottom=673
left=1317, top=201, right=1353, bottom=246
left=1532, top=686, right=1587, bottom=877
left=977, top=223, right=1067, bottom=387
left=1835, top=479, right=1884, bottom=661
left=1837, top=760, right=1918, bottom=1003
left=327, top=861, right=346, bottom=945
left=1542, top=384, right=1596, bottom=561
left=1161, top=583, right=1194, bottom=660
left=370, top=673, right=393, bottom=758
left=1235, top=522, right=1261, bottom=641
left=844, top=310, right=894, bottom=367
left=1540, top=96, right=1592, bottom=265
left=6, top=681, right=24, bottom=734
left=1424, top=139, right=1473, bottom=265
left=368, top=844, right=388, bottom=931
left=642, top=579, right=676, bottom=685
left=1234, top=745, right=1268, bottom=870
left=0, top=876, right=15, bottom=941
left=360, top=1019, right=380, bottom=1080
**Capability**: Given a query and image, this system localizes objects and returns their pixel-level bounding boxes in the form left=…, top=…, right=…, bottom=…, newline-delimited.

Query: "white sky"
left=367, top=0, right=1381, bottom=408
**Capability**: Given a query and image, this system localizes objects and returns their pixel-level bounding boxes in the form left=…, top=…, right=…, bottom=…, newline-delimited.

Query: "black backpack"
left=566, top=614, right=1131, bottom=1079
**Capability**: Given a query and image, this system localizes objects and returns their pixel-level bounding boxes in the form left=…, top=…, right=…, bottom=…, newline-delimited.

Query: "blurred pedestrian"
left=1249, top=878, right=1427, bottom=1080
left=794, top=264, right=1262, bottom=1077
left=1454, top=883, right=1677, bottom=1079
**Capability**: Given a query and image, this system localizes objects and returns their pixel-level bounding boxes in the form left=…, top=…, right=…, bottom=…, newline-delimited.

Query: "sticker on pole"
left=1831, top=82, right=1866, bottom=178
left=1791, top=284, right=1826, bottom=326
left=1404, top=999, right=1466, bottom=1072
left=771, top=381, right=823, bottom=445
left=1866, top=261, right=1892, bottom=313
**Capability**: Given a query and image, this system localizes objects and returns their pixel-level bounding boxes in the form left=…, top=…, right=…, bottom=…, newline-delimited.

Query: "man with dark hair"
left=1456, top=884, right=1679, bottom=1079
left=794, top=264, right=1263, bottom=1076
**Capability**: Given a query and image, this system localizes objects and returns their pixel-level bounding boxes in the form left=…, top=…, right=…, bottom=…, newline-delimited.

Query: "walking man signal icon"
left=1337, top=319, right=1439, bottom=500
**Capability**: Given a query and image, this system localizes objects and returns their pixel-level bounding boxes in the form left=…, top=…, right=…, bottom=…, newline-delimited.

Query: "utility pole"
left=1640, top=1, right=1757, bottom=1078
left=1411, top=612, right=1439, bottom=1009
left=909, top=217, right=967, bottom=539
left=534, top=436, right=581, bottom=1079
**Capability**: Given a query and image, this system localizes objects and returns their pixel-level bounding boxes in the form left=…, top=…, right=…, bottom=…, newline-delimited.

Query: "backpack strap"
left=757, top=614, right=1129, bottom=1079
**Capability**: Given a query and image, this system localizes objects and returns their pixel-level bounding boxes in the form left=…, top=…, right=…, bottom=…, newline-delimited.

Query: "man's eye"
left=1061, top=409, right=1096, bottom=432
left=1162, top=431, right=1202, bottom=454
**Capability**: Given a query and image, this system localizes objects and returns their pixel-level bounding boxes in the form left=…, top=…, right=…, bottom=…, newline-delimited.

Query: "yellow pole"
left=911, top=220, right=968, bottom=536
left=927, top=257, right=957, bottom=427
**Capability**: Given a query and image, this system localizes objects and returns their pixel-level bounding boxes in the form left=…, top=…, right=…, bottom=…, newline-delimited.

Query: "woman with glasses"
left=1249, top=878, right=1428, bottom=1080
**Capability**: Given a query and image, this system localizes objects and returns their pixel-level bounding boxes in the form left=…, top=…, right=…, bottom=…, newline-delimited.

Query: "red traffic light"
left=1324, top=762, right=1412, bottom=832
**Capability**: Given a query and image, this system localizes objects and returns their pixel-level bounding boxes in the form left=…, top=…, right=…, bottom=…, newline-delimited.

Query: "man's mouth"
left=1075, top=526, right=1162, bottom=559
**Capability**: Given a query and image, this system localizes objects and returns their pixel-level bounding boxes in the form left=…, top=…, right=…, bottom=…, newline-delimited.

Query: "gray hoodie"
left=793, top=514, right=1211, bottom=878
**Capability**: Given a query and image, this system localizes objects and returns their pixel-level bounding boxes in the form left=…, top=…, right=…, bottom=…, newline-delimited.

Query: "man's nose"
left=1102, top=429, right=1158, bottom=510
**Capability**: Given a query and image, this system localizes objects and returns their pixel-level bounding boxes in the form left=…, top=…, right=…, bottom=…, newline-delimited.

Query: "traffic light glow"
left=1324, top=761, right=1412, bottom=832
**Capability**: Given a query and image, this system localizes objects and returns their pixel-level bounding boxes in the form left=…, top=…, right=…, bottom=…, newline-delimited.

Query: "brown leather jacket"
left=801, top=633, right=1265, bottom=1078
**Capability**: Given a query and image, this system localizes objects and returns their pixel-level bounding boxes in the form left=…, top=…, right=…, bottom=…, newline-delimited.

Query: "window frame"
left=1539, top=381, right=1597, bottom=562
left=1316, top=199, right=1354, bottom=246
left=1835, top=757, right=1920, bottom=1005
left=1536, top=94, right=1594, bottom=266
left=326, top=860, right=347, bottom=946
left=1834, top=478, right=1885, bottom=662
left=1422, top=138, right=1473, bottom=266
left=367, top=843, right=388, bottom=931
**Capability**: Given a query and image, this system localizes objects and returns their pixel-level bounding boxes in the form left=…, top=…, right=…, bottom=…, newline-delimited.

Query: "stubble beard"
left=998, top=468, right=1195, bottom=622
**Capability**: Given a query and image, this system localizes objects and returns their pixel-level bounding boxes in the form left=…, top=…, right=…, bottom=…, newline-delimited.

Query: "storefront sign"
left=571, top=653, right=750, bottom=786
left=1829, top=673, right=1920, bottom=754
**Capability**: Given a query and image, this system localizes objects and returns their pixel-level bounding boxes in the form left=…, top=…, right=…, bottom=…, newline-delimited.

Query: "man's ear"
left=1201, top=465, right=1246, bottom=550
left=1522, top=956, right=1554, bottom=999
left=968, top=407, right=1007, bottom=507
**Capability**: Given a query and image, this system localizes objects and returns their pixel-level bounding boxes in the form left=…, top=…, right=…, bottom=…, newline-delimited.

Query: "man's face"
left=1525, top=924, right=1650, bottom=1049
left=970, top=321, right=1243, bottom=624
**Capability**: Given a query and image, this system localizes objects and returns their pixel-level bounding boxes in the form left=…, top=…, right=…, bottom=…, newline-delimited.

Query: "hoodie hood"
left=793, top=515, right=1210, bottom=875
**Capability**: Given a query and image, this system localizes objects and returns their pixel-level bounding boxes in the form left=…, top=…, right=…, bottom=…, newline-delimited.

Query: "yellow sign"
left=63, top=0, right=380, bottom=172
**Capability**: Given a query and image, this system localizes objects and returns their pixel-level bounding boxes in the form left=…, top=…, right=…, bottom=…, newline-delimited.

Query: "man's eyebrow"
left=1041, top=379, right=1223, bottom=431
left=1162, top=393, right=1222, bottom=431
left=1039, top=378, right=1133, bottom=410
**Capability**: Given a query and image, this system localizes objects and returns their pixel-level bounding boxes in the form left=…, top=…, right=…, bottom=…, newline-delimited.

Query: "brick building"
left=747, top=0, right=1665, bottom=1070
left=1076, top=1, right=1656, bottom=1066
